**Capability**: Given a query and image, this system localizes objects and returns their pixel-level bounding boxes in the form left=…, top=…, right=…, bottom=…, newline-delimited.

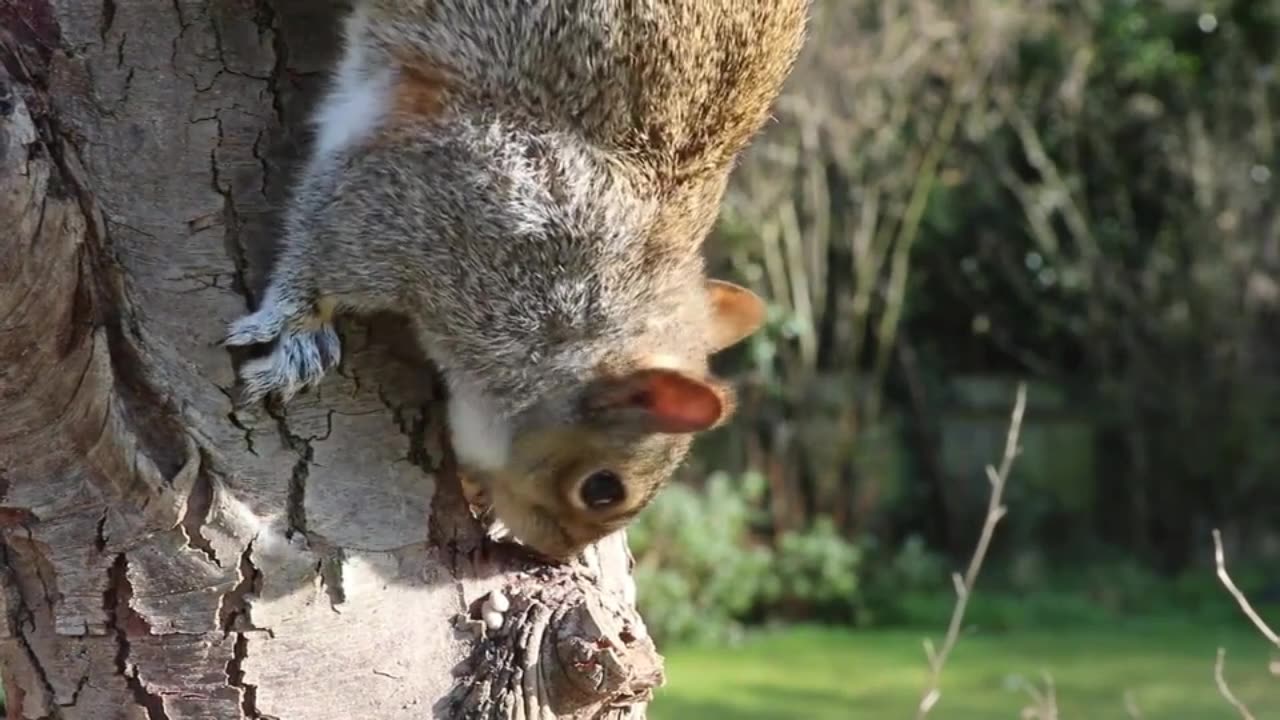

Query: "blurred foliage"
left=646, top=0, right=1280, bottom=640
left=628, top=471, right=774, bottom=645
left=630, top=470, right=1270, bottom=639
left=762, top=517, right=863, bottom=623
left=690, top=0, right=1280, bottom=583
left=904, top=0, right=1280, bottom=569
left=879, top=554, right=1265, bottom=632
left=629, top=472, right=866, bottom=645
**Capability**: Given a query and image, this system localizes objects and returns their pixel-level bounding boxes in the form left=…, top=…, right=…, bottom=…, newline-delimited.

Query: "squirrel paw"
left=224, top=303, right=288, bottom=347
left=227, top=309, right=341, bottom=406
left=458, top=475, right=521, bottom=547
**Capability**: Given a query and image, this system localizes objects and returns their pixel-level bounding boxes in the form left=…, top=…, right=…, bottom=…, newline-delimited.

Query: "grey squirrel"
left=225, top=0, right=810, bottom=560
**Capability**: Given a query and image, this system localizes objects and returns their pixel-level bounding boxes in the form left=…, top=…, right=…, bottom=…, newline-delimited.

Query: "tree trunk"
left=0, top=2, right=662, bottom=718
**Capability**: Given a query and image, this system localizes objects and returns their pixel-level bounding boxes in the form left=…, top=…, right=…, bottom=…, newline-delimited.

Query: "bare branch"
left=915, top=382, right=1028, bottom=719
left=1210, top=529, right=1276, bottom=720
left=1213, top=529, right=1280, bottom=648
left=1017, top=671, right=1059, bottom=720
left=1123, top=690, right=1144, bottom=719
left=1214, top=648, right=1258, bottom=720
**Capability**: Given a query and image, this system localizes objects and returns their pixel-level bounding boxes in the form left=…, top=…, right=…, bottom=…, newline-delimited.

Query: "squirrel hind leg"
left=234, top=324, right=342, bottom=407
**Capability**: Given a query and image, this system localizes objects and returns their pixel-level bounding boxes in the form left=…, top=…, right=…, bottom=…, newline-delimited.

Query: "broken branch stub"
left=446, top=567, right=664, bottom=719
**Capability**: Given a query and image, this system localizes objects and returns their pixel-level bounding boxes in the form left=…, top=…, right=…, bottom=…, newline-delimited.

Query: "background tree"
left=0, top=2, right=659, bottom=718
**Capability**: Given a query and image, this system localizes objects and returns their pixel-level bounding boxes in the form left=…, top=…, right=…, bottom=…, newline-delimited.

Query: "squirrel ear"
left=706, top=280, right=766, bottom=353
left=588, top=368, right=728, bottom=434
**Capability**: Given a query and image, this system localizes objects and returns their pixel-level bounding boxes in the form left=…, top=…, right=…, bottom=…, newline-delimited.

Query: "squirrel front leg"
left=225, top=143, right=438, bottom=407
left=224, top=156, right=375, bottom=406
left=224, top=245, right=344, bottom=407
left=225, top=3, right=402, bottom=406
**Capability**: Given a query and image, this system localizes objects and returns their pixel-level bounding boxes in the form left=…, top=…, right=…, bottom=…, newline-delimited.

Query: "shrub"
left=762, top=517, right=863, bottom=622
left=630, top=471, right=868, bottom=644
left=629, top=470, right=774, bottom=645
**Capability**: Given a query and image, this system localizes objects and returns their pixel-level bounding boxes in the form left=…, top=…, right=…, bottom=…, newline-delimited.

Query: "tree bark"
left=0, top=2, right=661, bottom=718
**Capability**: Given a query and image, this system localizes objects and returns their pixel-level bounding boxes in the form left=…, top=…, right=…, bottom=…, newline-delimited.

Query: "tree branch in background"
left=1213, top=529, right=1280, bottom=647
left=1214, top=648, right=1257, bottom=720
left=1017, top=671, right=1060, bottom=720
left=1210, top=528, right=1279, bottom=720
left=1123, top=689, right=1145, bottom=719
left=915, top=382, right=1028, bottom=718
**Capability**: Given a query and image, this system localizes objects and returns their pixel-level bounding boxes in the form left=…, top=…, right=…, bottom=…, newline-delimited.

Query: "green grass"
left=650, top=621, right=1278, bottom=719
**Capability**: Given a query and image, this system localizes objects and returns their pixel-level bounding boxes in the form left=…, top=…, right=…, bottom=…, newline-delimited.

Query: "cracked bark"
left=0, top=2, right=662, bottom=719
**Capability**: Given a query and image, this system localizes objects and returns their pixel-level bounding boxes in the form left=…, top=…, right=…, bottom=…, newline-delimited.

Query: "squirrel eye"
left=579, top=470, right=626, bottom=509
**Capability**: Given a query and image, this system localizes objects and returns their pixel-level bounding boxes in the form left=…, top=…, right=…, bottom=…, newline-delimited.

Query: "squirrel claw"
left=233, top=323, right=342, bottom=406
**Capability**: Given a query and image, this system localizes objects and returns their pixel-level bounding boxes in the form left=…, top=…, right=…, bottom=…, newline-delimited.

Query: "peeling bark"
left=0, top=2, right=662, bottom=718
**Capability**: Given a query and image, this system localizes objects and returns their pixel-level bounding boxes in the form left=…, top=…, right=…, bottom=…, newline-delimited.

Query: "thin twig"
left=1214, top=648, right=1257, bottom=720
left=1029, top=672, right=1059, bottom=720
left=1012, top=672, right=1059, bottom=720
left=915, top=383, right=1028, bottom=718
left=1210, top=529, right=1276, bottom=720
left=1041, top=671, right=1058, bottom=718
left=1123, top=689, right=1144, bottom=719
left=1213, top=529, right=1280, bottom=648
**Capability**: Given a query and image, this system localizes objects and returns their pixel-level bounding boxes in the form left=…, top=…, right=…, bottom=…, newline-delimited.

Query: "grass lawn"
left=650, top=621, right=1278, bottom=719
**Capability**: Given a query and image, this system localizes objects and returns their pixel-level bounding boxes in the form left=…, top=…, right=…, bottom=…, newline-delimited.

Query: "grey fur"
left=225, top=0, right=810, bottom=558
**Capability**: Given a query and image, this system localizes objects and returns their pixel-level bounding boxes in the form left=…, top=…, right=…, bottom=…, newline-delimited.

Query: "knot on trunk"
left=443, top=566, right=664, bottom=719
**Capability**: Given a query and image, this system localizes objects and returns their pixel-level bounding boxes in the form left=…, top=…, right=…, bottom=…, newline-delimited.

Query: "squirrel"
left=224, top=0, right=810, bottom=561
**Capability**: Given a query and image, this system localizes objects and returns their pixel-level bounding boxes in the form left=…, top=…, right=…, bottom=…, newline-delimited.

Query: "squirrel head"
left=460, top=279, right=765, bottom=561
